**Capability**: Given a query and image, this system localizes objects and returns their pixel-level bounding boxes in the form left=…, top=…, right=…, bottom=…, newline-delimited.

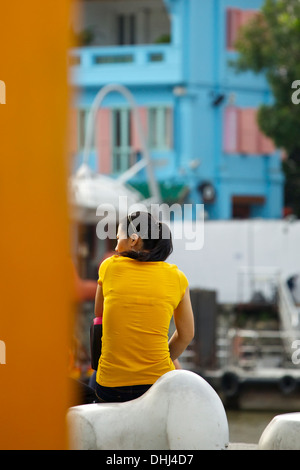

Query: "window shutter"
left=258, top=131, right=275, bottom=154
left=225, top=106, right=276, bottom=155
left=240, top=10, right=258, bottom=27
left=165, top=107, right=173, bottom=149
left=238, top=108, right=259, bottom=154
left=227, top=9, right=258, bottom=50
left=255, top=108, right=275, bottom=154
left=226, top=8, right=242, bottom=50
left=131, top=107, right=148, bottom=153
left=96, top=108, right=111, bottom=174
left=223, top=106, right=239, bottom=153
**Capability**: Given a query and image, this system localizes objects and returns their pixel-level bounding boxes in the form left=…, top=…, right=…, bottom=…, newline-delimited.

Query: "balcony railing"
left=69, top=44, right=183, bottom=87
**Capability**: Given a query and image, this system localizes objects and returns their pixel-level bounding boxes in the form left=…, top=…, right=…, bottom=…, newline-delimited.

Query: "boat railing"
left=237, top=266, right=280, bottom=305
left=217, top=328, right=298, bottom=371
left=277, top=277, right=300, bottom=348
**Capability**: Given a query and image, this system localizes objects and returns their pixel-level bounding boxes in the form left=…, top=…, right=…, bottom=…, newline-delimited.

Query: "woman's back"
left=96, top=255, right=188, bottom=387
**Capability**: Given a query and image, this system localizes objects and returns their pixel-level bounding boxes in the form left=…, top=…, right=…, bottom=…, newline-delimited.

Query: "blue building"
left=69, top=0, right=284, bottom=220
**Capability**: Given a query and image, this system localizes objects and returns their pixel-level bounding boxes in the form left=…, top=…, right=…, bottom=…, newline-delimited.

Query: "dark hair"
left=119, top=211, right=173, bottom=262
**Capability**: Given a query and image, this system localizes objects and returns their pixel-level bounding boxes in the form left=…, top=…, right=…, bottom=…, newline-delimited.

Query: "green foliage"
left=154, top=33, right=171, bottom=44
left=70, top=27, right=94, bottom=46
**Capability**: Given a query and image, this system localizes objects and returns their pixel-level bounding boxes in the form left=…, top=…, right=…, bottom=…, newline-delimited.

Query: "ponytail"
left=119, top=212, right=173, bottom=262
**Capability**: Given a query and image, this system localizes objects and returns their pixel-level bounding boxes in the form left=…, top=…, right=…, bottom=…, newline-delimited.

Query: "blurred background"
left=67, top=0, right=300, bottom=444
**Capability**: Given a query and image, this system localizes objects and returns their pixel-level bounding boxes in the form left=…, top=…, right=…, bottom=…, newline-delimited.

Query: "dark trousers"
left=69, top=378, right=100, bottom=406
left=95, top=382, right=152, bottom=403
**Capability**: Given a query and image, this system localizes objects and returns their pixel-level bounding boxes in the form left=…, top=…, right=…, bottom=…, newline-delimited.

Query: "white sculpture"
left=259, top=412, right=300, bottom=450
left=67, top=370, right=229, bottom=450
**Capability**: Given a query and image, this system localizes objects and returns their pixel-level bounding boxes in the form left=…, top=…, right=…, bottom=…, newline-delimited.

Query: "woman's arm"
left=169, top=287, right=194, bottom=361
left=94, top=284, right=104, bottom=318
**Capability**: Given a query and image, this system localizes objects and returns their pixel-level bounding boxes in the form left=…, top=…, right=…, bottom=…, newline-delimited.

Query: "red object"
left=283, top=207, right=293, bottom=218
left=73, top=264, right=97, bottom=302
left=93, top=317, right=102, bottom=325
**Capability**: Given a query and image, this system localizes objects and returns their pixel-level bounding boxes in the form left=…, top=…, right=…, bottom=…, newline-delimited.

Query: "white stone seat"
left=67, top=369, right=229, bottom=450
left=259, top=412, right=300, bottom=450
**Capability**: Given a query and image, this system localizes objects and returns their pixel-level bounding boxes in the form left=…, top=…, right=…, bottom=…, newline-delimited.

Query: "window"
left=148, top=53, right=164, bottom=63
left=148, top=107, right=173, bottom=150
left=226, top=8, right=259, bottom=50
left=112, top=108, right=137, bottom=173
left=76, top=106, right=173, bottom=175
left=117, top=14, right=136, bottom=45
left=223, top=107, right=275, bottom=155
left=94, top=54, right=134, bottom=65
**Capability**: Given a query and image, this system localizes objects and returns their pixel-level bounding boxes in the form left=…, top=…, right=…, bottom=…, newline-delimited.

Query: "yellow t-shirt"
left=96, top=255, right=189, bottom=387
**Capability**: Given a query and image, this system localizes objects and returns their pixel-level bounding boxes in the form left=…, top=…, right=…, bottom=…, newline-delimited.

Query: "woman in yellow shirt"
left=94, top=211, right=194, bottom=403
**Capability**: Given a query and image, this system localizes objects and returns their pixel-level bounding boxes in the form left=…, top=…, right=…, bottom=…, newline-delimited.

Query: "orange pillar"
left=0, top=1, right=75, bottom=449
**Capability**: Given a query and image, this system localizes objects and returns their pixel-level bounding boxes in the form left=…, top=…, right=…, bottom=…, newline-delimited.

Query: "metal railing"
left=216, top=327, right=298, bottom=371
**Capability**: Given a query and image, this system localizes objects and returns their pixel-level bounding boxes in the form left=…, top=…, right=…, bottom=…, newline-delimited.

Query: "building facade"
left=69, top=0, right=284, bottom=220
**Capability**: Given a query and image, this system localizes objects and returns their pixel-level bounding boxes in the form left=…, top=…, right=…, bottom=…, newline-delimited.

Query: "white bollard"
left=259, top=413, right=300, bottom=450
left=67, top=370, right=229, bottom=450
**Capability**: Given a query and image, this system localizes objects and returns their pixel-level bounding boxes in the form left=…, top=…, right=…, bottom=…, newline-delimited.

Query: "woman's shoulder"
left=163, top=263, right=189, bottom=296
left=98, top=254, right=119, bottom=280
left=161, top=261, right=187, bottom=277
left=99, top=254, right=118, bottom=267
